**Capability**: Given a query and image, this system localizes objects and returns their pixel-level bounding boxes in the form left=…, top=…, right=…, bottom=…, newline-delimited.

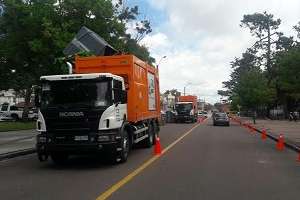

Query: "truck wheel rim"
left=123, top=136, right=129, bottom=155
left=149, top=131, right=153, bottom=144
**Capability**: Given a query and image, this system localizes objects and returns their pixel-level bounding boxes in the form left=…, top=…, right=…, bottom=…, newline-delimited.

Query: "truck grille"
left=43, top=110, right=103, bottom=134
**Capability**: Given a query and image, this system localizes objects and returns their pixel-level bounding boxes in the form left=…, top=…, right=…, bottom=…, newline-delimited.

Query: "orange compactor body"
left=74, top=54, right=161, bottom=123
left=178, top=95, right=198, bottom=111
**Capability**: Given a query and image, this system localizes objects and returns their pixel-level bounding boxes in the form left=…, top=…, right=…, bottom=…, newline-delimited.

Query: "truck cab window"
left=10, top=106, right=18, bottom=111
left=113, top=80, right=123, bottom=90
left=113, top=80, right=125, bottom=104
left=1, top=104, right=8, bottom=111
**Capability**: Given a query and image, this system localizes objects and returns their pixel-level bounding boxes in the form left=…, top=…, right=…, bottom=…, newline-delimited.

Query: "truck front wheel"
left=113, top=129, right=130, bottom=163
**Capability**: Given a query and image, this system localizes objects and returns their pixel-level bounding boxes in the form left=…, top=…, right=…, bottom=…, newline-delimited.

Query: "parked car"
left=160, top=110, right=166, bottom=125
left=0, top=103, right=23, bottom=121
left=0, top=103, right=37, bottom=121
left=198, top=111, right=203, bottom=117
left=213, top=112, right=230, bottom=126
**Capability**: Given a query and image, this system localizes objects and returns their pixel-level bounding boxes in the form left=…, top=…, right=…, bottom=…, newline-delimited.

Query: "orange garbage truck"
left=35, top=54, right=161, bottom=164
left=174, top=95, right=198, bottom=123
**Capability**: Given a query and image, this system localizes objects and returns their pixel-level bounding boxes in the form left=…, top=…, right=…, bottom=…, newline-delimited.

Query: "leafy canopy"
left=0, top=0, right=154, bottom=92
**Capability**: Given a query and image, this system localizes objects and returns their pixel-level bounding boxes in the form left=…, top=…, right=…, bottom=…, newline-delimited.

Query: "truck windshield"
left=175, top=103, right=193, bottom=111
left=41, top=80, right=112, bottom=109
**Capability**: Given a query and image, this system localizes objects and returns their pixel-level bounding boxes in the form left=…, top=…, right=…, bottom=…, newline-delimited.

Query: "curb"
left=232, top=117, right=300, bottom=153
left=253, top=127, right=300, bottom=152
left=0, top=136, right=35, bottom=146
left=0, top=148, right=36, bottom=161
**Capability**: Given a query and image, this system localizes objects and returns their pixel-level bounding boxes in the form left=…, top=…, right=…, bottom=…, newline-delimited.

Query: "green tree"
left=164, top=89, right=181, bottom=98
left=240, top=11, right=281, bottom=79
left=220, top=49, right=259, bottom=98
left=234, top=68, right=275, bottom=109
left=294, top=22, right=300, bottom=39
left=276, top=47, right=300, bottom=108
left=0, top=0, right=154, bottom=119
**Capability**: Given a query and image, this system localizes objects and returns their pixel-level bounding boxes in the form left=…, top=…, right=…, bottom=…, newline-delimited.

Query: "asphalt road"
left=0, top=119, right=299, bottom=200
left=0, top=129, right=36, bottom=154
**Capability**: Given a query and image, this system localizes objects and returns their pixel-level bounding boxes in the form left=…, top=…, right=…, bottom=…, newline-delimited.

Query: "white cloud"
left=141, top=32, right=171, bottom=51
left=145, top=0, right=300, bottom=103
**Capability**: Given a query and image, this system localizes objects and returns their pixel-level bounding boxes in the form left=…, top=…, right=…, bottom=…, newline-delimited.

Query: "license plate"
left=74, top=135, right=89, bottom=141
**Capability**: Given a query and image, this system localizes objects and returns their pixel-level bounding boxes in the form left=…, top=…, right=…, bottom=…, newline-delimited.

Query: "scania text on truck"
left=174, top=95, right=198, bottom=123
left=35, top=55, right=161, bottom=164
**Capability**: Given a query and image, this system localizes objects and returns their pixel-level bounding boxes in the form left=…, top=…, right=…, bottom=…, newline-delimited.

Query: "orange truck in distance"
left=174, top=95, right=198, bottom=123
left=35, top=54, right=161, bottom=164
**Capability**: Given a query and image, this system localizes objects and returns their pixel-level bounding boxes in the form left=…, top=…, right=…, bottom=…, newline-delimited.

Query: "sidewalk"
left=238, top=117, right=300, bottom=148
left=0, top=129, right=36, bottom=155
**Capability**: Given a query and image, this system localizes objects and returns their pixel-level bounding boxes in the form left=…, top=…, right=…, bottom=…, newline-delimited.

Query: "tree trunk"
left=22, top=87, right=32, bottom=121
left=266, top=22, right=272, bottom=80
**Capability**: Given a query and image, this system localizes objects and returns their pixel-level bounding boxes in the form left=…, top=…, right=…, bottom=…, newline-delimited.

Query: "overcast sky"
left=130, top=0, right=300, bottom=103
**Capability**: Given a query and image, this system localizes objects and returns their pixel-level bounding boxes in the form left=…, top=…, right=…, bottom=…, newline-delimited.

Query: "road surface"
left=0, top=119, right=299, bottom=200
left=0, top=129, right=36, bottom=154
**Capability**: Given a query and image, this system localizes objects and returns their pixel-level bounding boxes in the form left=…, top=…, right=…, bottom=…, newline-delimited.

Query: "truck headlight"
left=37, top=135, right=47, bottom=143
left=97, top=135, right=110, bottom=142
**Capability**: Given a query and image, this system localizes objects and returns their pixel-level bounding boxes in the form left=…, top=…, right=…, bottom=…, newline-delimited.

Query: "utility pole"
left=183, top=82, right=191, bottom=96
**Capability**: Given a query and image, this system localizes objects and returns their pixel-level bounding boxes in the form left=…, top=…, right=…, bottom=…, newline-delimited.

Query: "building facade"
left=0, top=89, right=24, bottom=105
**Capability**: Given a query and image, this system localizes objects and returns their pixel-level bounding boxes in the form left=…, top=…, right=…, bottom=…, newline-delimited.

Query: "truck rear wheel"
left=192, top=117, right=196, bottom=123
left=11, top=114, right=19, bottom=121
left=143, top=123, right=154, bottom=148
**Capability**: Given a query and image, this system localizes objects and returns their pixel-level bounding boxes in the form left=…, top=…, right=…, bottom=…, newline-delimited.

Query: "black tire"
left=143, top=123, right=154, bottom=148
left=11, top=114, right=19, bottom=121
left=113, top=129, right=130, bottom=164
left=51, top=153, right=68, bottom=165
left=38, top=154, right=48, bottom=162
left=193, top=117, right=196, bottom=123
left=153, top=122, right=159, bottom=145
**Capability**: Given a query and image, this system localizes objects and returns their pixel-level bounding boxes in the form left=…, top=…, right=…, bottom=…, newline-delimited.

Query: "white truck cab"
left=36, top=73, right=132, bottom=163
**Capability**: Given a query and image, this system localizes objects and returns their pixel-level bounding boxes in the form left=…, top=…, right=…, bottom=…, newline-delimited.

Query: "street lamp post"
left=157, top=55, right=167, bottom=70
left=183, top=82, right=192, bottom=96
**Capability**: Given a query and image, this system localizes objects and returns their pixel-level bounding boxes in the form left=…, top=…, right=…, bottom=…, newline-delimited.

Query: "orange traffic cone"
left=261, top=129, right=267, bottom=140
left=248, top=124, right=254, bottom=133
left=276, top=134, right=285, bottom=151
left=154, top=136, right=162, bottom=155
left=251, top=126, right=256, bottom=134
left=198, top=117, right=202, bottom=123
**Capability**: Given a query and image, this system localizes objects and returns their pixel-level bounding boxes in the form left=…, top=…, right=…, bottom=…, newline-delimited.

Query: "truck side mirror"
left=34, top=87, right=41, bottom=108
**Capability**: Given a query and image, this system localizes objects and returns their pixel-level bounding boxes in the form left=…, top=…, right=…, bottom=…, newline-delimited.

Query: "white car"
left=202, top=111, right=208, bottom=118
left=0, top=103, right=37, bottom=121
left=0, top=103, right=23, bottom=121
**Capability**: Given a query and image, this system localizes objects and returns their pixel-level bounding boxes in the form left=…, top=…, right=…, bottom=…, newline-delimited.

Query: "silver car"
left=213, top=112, right=230, bottom=126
